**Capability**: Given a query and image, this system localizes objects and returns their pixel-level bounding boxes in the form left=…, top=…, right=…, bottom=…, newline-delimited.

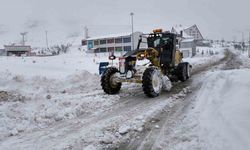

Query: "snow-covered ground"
left=153, top=49, right=250, bottom=150
left=0, top=46, right=227, bottom=149
left=196, top=69, right=250, bottom=150
left=184, top=46, right=223, bottom=68
left=237, top=50, right=250, bottom=68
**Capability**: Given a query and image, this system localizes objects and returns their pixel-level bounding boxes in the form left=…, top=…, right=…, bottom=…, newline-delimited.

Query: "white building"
left=3, top=45, right=31, bottom=56
left=0, top=49, right=6, bottom=56
left=86, top=32, right=142, bottom=53
left=171, top=24, right=204, bottom=58
left=171, top=24, right=203, bottom=40
left=180, top=39, right=197, bottom=58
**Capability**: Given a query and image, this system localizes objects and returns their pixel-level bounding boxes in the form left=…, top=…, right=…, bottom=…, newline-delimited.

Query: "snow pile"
left=183, top=46, right=224, bottom=69
left=0, top=70, right=120, bottom=140
left=195, top=69, right=250, bottom=150
left=234, top=50, right=250, bottom=68
left=162, top=75, right=172, bottom=91
left=0, top=50, right=128, bottom=77
left=166, top=69, right=250, bottom=150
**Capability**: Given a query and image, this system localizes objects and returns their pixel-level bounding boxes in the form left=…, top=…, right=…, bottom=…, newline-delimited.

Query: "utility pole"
left=237, top=31, right=245, bottom=52
left=84, top=26, right=89, bottom=39
left=233, top=36, right=236, bottom=44
left=248, top=31, right=250, bottom=57
left=242, top=32, right=245, bottom=52
left=242, top=32, right=244, bottom=43
left=20, top=32, right=27, bottom=46
left=45, top=30, right=49, bottom=49
left=130, top=12, right=134, bottom=52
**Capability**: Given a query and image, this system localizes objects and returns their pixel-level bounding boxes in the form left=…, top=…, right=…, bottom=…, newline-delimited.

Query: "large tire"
left=142, top=67, right=162, bottom=98
left=101, top=67, right=121, bottom=94
left=185, top=62, right=191, bottom=79
left=177, top=63, right=188, bottom=82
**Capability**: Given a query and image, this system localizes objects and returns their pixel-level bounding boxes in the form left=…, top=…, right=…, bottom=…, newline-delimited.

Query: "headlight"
left=137, top=53, right=146, bottom=60
left=109, top=55, right=116, bottom=60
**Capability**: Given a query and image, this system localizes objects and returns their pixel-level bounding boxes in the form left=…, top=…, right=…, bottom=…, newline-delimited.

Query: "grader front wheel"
left=142, top=67, right=162, bottom=98
left=101, top=67, right=121, bottom=94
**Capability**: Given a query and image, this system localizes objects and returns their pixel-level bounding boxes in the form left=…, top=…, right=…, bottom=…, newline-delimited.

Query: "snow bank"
left=0, top=52, right=104, bottom=78
left=194, top=69, right=250, bottom=150
left=233, top=49, right=250, bottom=68
left=0, top=70, right=120, bottom=140
left=166, top=69, right=250, bottom=150
left=183, top=46, right=224, bottom=68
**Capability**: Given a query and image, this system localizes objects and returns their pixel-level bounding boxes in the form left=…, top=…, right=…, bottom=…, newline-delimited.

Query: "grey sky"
left=0, top=0, right=250, bottom=41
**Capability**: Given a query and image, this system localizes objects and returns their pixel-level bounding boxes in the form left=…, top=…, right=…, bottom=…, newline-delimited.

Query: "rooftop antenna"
left=20, top=32, right=28, bottom=45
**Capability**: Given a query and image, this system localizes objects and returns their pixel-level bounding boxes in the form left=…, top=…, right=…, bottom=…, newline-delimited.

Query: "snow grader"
left=101, top=29, right=191, bottom=98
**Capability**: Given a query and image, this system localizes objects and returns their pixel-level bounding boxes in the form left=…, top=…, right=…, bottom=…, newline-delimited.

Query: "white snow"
left=183, top=46, right=224, bottom=68
left=0, top=45, right=226, bottom=149
left=0, top=50, right=112, bottom=78
left=195, top=69, right=250, bottom=150
left=155, top=49, right=250, bottom=150
left=118, top=125, right=131, bottom=135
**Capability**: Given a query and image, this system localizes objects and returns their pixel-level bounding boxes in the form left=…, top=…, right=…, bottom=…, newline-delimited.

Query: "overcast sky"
left=0, top=0, right=250, bottom=42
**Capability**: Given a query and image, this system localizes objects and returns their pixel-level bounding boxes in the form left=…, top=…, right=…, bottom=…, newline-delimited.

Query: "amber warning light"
left=153, top=29, right=163, bottom=33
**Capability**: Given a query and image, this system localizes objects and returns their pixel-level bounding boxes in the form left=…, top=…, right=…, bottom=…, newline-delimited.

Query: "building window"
left=82, top=40, right=87, bottom=46
left=115, top=38, right=122, bottom=43
left=123, top=46, right=131, bottom=51
left=100, top=48, right=107, bottom=52
left=94, top=48, right=100, bottom=53
left=108, top=47, right=115, bottom=52
left=123, top=37, right=131, bottom=43
left=100, top=39, right=107, bottom=45
left=94, top=40, right=99, bottom=46
left=181, top=42, right=193, bottom=48
left=88, top=40, right=94, bottom=49
left=115, top=47, right=123, bottom=52
left=107, top=38, right=114, bottom=44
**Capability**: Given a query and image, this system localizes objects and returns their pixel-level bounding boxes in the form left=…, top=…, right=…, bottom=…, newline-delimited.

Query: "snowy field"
left=0, top=46, right=223, bottom=78
left=4, top=47, right=250, bottom=150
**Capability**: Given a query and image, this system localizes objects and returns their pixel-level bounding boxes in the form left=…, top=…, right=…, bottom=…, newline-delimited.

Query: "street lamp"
left=247, top=30, right=250, bottom=58
left=249, top=31, right=250, bottom=58
left=130, top=12, right=134, bottom=51
left=45, top=30, right=49, bottom=50
left=236, top=31, right=245, bottom=52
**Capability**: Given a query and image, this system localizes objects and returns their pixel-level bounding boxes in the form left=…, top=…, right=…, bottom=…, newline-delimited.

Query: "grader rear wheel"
left=177, top=62, right=190, bottom=82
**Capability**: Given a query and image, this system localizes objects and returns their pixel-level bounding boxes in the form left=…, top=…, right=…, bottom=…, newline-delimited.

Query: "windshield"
left=153, top=38, right=161, bottom=47
left=153, top=37, right=171, bottom=47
